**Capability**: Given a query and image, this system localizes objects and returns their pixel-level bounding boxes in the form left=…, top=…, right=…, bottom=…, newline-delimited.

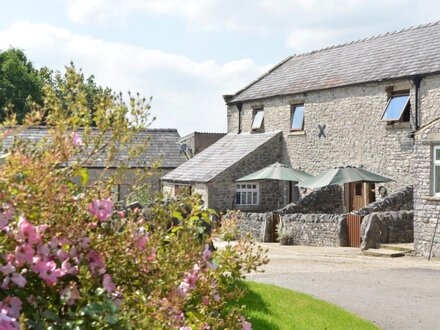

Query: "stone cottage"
left=2, top=127, right=187, bottom=200
left=162, top=22, right=440, bottom=256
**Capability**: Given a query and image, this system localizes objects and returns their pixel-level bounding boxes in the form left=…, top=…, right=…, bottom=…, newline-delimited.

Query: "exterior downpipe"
left=237, top=102, right=243, bottom=134
left=413, top=75, right=422, bottom=131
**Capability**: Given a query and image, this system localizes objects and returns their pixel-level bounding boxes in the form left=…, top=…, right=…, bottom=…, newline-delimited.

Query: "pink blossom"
left=0, top=313, right=18, bottom=330
left=146, top=248, right=156, bottom=262
left=17, top=217, right=40, bottom=245
left=77, top=237, right=91, bottom=249
left=213, top=294, right=220, bottom=302
left=102, top=274, right=116, bottom=293
left=241, top=317, right=252, bottom=330
left=35, top=260, right=65, bottom=286
left=202, top=244, right=211, bottom=262
left=0, top=297, right=22, bottom=319
left=14, top=244, right=34, bottom=266
left=87, top=250, right=106, bottom=275
left=61, top=259, right=77, bottom=275
left=88, top=199, right=113, bottom=222
left=177, top=281, right=190, bottom=297
left=0, top=263, right=26, bottom=289
left=72, top=132, right=83, bottom=147
left=36, top=243, right=50, bottom=260
left=0, top=203, right=14, bottom=230
left=136, top=233, right=149, bottom=251
left=60, top=284, right=80, bottom=306
left=180, top=327, right=191, bottom=330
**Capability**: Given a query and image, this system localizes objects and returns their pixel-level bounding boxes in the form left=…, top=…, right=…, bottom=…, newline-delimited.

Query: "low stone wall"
left=360, top=210, right=414, bottom=250
left=278, top=185, right=344, bottom=214
left=280, top=214, right=347, bottom=247
left=355, top=186, right=413, bottom=216
left=233, top=211, right=274, bottom=242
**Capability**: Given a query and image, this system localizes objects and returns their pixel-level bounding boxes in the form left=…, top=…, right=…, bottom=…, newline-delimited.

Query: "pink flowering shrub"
left=0, top=66, right=268, bottom=329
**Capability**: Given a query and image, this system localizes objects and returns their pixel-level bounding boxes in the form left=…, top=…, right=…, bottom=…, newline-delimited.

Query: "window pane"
left=252, top=184, right=256, bottom=189
left=252, top=192, right=258, bottom=204
left=236, top=192, right=241, bottom=204
left=241, top=192, right=246, bottom=204
left=252, top=110, right=264, bottom=129
left=247, top=192, right=252, bottom=204
left=291, top=105, right=304, bottom=130
left=247, top=184, right=251, bottom=189
left=436, top=149, right=440, bottom=161
left=355, top=183, right=362, bottom=196
left=435, top=166, right=440, bottom=194
left=382, top=95, right=409, bottom=121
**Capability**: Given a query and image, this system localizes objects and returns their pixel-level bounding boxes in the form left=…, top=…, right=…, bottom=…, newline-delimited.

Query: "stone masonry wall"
left=413, top=118, right=440, bottom=257
left=81, top=168, right=170, bottom=201
left=234, top=212, right=273, bottom=242
left=207, top=132, right=283, bottom=212
left=277, top=185, right=344, bottom=214
left=281, top=214, right=347, bottom=247
left=360, top=211, right=414, bottom=250
left=355, top=185, right=413, bottom=216
left=228, top=79, right=417, bottom=194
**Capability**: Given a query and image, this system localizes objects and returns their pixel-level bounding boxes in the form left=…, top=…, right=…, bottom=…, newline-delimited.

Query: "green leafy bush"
left=0, top=66, right=267, bottom=329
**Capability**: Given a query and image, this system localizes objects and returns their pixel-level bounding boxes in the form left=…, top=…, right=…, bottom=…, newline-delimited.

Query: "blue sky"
left=1, top=0, right=440, bottom=135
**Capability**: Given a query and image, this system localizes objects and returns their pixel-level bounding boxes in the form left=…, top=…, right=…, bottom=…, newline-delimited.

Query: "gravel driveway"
left=245, top=243, right=440, bottom=330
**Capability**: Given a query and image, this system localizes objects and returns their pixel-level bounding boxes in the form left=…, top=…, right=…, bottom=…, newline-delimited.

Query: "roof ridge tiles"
left=229, top=20, right=440, bottom=103
left=289, top=20, right=440, bottom=59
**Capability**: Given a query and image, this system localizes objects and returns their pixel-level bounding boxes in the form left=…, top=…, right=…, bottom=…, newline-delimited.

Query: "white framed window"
left=291, top=104, right=304, bottom=131
left=235, top=183, right=259, bottom=205
left=381, top=93, right=410, bottom=122
left=433, top=146, right=440, bottom=195
left=251, top=109, right=264, bottom=130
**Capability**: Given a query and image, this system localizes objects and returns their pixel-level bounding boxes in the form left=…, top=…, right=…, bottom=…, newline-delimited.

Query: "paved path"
left=245, top=243, right=440, bottom=330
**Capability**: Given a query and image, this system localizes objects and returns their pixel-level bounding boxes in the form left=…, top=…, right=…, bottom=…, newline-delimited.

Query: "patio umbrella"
left=297, top=166, right=393, bottom=189
left=236, top=162, right=312, bottom=182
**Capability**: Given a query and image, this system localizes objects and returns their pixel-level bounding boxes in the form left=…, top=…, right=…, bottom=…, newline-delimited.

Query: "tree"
left=0, top=48, right=43, bottom=123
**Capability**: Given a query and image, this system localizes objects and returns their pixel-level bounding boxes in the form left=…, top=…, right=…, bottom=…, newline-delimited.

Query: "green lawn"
left=237, top=282, right=379, bottom=330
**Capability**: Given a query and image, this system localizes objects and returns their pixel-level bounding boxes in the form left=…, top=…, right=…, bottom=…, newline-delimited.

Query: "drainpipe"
left=237, top=102, right=243, bottom=134
left=412, top=75, right=422, bottom=131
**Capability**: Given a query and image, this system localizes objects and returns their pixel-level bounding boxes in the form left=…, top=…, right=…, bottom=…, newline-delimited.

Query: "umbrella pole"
left=428, top=214, right=439, bottom=261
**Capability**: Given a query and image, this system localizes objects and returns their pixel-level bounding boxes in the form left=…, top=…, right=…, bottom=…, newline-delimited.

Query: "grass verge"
left=236, top=281, right=379, bottom=330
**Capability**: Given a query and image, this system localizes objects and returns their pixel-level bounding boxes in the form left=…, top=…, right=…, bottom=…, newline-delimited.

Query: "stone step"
left=362, top=248, right=405, bottom=258
left=378, top=243, right=414, bottom=252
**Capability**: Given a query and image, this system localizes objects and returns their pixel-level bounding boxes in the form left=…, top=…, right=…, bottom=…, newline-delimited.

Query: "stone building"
left=179, top=132, right=226, bottom=158
left=163, top=22, right=440, bottom=256
left=2, top=127, right=187, bottom=201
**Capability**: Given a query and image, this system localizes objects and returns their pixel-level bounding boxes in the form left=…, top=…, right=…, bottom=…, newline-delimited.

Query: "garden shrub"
left=0, top=66, right=268, bottom=329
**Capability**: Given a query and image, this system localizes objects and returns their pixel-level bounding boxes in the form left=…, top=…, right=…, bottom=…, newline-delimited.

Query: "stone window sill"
left=423, top=195, right=440, bottom=201
left=384, top=122, right=411, bottom=129
left=288, top=131, right=306, bottom=136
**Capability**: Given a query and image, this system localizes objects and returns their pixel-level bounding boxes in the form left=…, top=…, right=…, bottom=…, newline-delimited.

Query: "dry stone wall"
left=280, top=214, right=347, bottom=247
left=355, top=186, right=413, bottom=216
left=278, top=185, right=344, bottom=214
left=360, top=211, right=414, bottom=250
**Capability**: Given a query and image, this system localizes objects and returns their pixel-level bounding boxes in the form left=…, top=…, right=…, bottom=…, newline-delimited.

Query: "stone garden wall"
left=360, top=210, right=414, bottom=250
left=278, top=185, right=344, bottom=214
left=280, top=214, right=347, bottom=247
left=234, top=211, right=274, bottom=242
left=355, top=186, right=413, bottom=216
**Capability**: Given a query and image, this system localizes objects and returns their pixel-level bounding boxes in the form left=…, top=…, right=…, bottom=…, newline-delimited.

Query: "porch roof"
left=161, top=131, right=281, bottom=183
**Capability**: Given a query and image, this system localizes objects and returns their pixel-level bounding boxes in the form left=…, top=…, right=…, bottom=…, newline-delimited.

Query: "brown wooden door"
left=350, top=182, right=364, bottom=211
left=347, top=214, right=363, bottom=247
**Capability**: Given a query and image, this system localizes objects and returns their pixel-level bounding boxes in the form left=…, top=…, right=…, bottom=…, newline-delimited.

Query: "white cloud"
left=64, top=0, right=440, bottom=53
left=0, top=21, right=268, bottom=134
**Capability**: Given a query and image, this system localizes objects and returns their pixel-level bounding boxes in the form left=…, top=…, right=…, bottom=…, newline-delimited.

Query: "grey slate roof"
left=161, top=131, right=281, bottom=183
left=230, top=22, right=440, bottom=103
left=1, top=127, right=186, bottom=168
